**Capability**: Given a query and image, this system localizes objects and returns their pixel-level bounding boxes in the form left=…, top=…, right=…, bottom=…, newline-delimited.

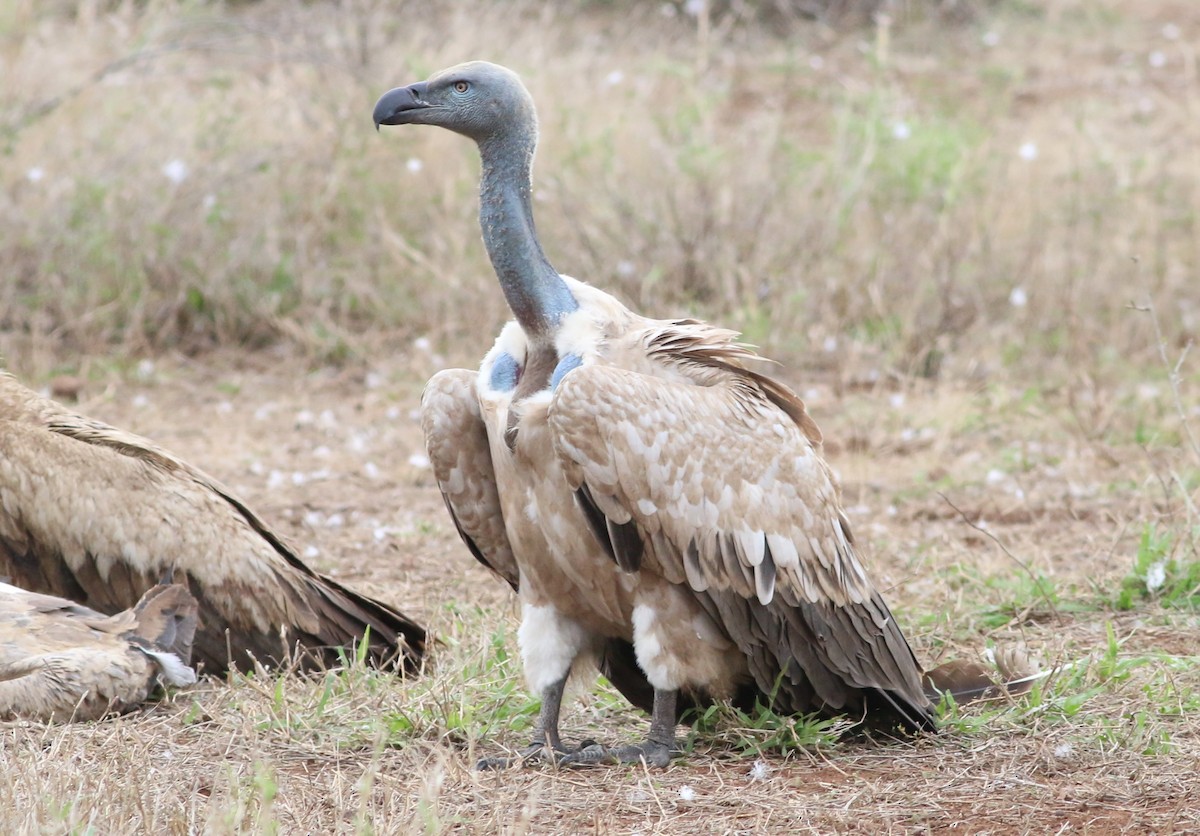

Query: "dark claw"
left=475, top=737, right=586, bottom=771
left=557, top=743, right=611, bottom=767
left=475, top=754, right=518, bottom=771
left=476, top=735, right=658, bottom=770
left=558, top=740, right=674, bottom=768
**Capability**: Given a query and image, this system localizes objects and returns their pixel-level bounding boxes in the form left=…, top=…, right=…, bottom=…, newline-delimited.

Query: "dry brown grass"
left=2, top=0, right=1197, bottom=385
left=3, top=0, right=1200, bottom=833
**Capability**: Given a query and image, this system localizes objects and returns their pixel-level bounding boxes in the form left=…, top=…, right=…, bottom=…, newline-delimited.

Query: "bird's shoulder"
left=554, top=278, right=759, bottom=384
left=554, top=298, right=823, bottom=448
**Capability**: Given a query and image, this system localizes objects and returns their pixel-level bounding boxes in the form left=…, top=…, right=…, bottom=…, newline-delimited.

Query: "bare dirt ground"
left=4, top=350, right=1197, bottom=834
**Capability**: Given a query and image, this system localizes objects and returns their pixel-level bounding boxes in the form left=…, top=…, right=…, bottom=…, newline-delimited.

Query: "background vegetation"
left=3, top=0, right=1196, bottom=387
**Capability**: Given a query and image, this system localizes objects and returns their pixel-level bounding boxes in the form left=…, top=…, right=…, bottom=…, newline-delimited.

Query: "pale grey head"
left=373, top=61, right=537, bottom=147
left=373, top=62, right=577, bottom=338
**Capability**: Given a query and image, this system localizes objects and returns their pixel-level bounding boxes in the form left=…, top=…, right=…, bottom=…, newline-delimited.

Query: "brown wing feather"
left=0, top=372, right=425, bottom=674
left=549, top=360, right=934, bottom=731
left=421, top=369, right=519, bottom=589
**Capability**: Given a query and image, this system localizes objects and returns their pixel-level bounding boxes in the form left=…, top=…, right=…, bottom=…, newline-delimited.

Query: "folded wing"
left=549, top=363, right=934, bottom=730
left=0, top=372, right=426, bottom=675
left=421, top=369, right=519, bottom=589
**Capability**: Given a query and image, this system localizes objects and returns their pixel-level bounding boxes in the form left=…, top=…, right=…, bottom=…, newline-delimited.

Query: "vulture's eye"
left=453, top=81, right=469, bottom=93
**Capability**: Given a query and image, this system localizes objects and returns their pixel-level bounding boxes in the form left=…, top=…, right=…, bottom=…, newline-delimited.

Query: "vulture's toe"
left=559, top=739, right=674, bottom=768
left=475, top=738, right=575, bottom=771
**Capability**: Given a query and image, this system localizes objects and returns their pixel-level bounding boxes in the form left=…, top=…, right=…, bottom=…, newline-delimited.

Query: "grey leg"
left=476, top=671, right=571, bottom=769
left=559, top=687, right=678, bottom=768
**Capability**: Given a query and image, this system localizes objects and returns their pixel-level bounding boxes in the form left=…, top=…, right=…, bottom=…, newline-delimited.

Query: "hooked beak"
left=373, top=82, right=431, bottom=130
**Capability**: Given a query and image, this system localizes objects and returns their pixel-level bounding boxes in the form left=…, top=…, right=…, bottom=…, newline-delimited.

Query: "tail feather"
left=291, top=573, right=428, bottom=672
left=210, top=486, right=427, bottom=673
left=923, top=645, right=1050, bottom=703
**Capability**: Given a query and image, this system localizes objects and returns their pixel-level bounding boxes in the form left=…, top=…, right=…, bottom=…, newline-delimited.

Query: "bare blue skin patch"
left=489, top=352, right=521, bottom=392
left=550, top=353, right=583, bottom=390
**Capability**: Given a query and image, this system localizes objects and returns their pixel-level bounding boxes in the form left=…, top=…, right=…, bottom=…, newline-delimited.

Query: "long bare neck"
left=477, top=126, right=576, bottom=338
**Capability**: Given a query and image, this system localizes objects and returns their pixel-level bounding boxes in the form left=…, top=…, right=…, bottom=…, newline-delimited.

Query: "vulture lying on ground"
left=375, top=62, right=1036, bottom=768
left=0, top=581, right=197, bottom=722
left=0, top=372, right=426, bottom=675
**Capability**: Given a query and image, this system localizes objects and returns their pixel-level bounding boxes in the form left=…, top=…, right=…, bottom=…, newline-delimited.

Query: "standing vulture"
left=376, top=62, right=1018, bottom=767
left=0, top=581, right=198, bottom=722
left=0, top=372, right=426, bottom=675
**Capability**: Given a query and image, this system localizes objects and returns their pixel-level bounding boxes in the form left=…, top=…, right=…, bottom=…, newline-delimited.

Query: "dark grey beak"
left=373, top=82, right=431, bottom=130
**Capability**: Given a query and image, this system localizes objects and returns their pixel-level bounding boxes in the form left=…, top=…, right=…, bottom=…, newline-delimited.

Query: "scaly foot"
left=557, top=739, right=674, bottom=768
left=475, top=737, right=596, bottom=770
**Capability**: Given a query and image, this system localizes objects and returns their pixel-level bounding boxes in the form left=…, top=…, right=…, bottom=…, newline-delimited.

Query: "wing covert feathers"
left=549, top=359, right=934, bottom=731
left=0, top=371, right=425, bottom=675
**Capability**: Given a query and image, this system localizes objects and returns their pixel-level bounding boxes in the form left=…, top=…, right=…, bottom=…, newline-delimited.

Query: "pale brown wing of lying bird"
left=0, top=372, right=426, bottom=675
